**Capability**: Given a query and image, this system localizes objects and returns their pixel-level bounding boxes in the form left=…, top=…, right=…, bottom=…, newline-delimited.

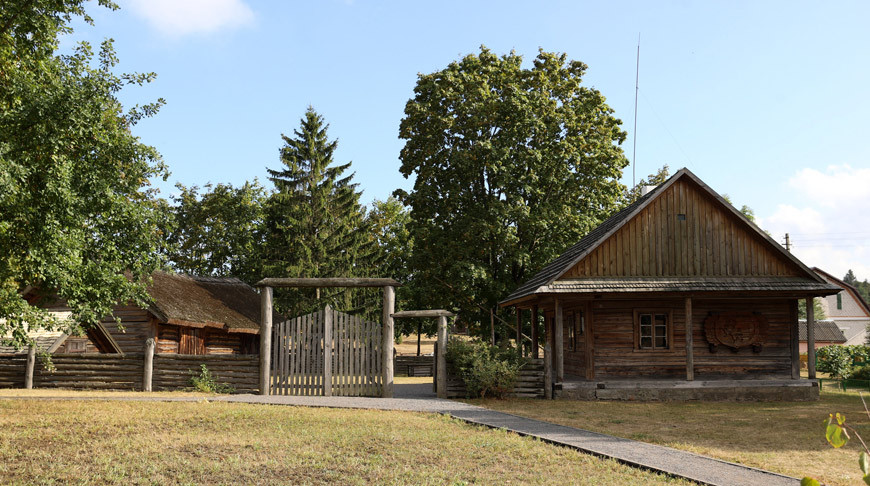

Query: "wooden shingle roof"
left=502, top=168, right=839, bottom=305
left=798, top=320, right=847, bottom=343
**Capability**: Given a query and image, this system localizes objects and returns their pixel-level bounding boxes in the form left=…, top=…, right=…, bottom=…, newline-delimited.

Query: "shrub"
left=816, top=346, right=853, bottom=379
left=445, top=338, right=523, bottom=399
left=189, top=364, right=235, bottom=394
left=851, top=366, right=870, bottom=381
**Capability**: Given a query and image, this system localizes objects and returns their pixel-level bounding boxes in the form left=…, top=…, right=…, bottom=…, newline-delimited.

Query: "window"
left=635, top=311, right=670, bottom=350
left=576, top=311, right=585, bottom=337
left=837, top=293, right=842, bottom=310
left=567, top=312, right=575, bottom=351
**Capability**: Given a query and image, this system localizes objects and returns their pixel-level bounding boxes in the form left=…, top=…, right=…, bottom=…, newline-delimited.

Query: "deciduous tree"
left=396, top=47, right=629, bottom=331
left=0, top=1, right=167, bottom=347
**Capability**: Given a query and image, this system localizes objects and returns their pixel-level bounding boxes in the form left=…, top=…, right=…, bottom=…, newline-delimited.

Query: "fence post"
left=382, top=285, right=395, bottom=398
left=437, top=315, right=447, bottom=399
left=260, top=286, right=273, bottom=396
left=433, top=341, right=438, bottom=393
left=143, top=338, right=155, bottom=392
left=323, top=306, right=333, bottom=397
left=25, top=345, right=36, bottom=389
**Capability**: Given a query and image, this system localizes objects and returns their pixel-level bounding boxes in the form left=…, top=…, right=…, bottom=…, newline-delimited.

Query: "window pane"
left=641, top=325, right=652, bottom=338
left=655, top=336, right=667, bottom=348
left=640, top=337, right=652, bottom=349
left=655, top=314, right=667, bottom=326
left=640, top=314, right=652, bottom=326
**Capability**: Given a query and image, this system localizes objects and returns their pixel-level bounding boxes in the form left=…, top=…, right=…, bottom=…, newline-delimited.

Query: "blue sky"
left=67, top=0, right=870, bottom=278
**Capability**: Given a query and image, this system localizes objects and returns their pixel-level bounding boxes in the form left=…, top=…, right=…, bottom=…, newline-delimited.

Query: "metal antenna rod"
left=632, top=33, right=640, bottom=188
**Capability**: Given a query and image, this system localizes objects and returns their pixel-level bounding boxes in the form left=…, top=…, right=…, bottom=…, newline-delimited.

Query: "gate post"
left=323, top=305, right=333, bottom=397
left=25, top=345, right=36, bottom=389
left=436, top=315, right=447, bottom=398
left=260, top=286, right=273, bottom=396
left=382, top=285, right=395, bottom=398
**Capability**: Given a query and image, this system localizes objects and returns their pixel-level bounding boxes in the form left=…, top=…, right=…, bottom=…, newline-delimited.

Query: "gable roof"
left=0, top=319, right=122, bottom=355
left=798, top=319, right=847, bottom=343
left=812, top=267, right=870, bottom=318
left=502, top=168, right=838, bottom=305
left=147, top=272, right=267, bottom=334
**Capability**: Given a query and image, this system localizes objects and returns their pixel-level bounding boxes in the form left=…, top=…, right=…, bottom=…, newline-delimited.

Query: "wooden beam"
left=143, top=338, right=155, bottom=392
left=516, top=307, right=522, bottom=358
left=323, top=306, right=333, bottom=397
left=382, top=285, right=395, bottom=398
left=685, top=297, right=694, bottom=381
left=790, top=299, right=800, bottom=379
left=259, top=286, right=273, bottom=396
left=436, top=315, right=447, bottom=399
left=531, top=305, right=539, bottom=359
left=807, top=297, right=816, bottom=380
left=585, top=302, right=594, bottom=380
left=554, top=297, right=564, bottom=383
left=543, top=315, right=553, bottom=399
left=25, top=345, right=35, bottom=389
left=392, top=310, right=455, bottom=318
left=255, top=277, right=401, bottom=288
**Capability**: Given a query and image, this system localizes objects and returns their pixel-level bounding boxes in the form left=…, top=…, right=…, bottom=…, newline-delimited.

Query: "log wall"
left=446, top=358, right=544, bottom=398
left=564, top=178, right=802, bottom=278
left=102, top=306, right=152, bottom=354
left=0, top=353, right=258, bottom=393
left=157, top=324, right=255, bottom=356
left=589, top=298, right=793, bottom=379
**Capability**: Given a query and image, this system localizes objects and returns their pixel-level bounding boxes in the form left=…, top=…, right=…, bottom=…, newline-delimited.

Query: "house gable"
left=561, top=172, right=806, bottom=280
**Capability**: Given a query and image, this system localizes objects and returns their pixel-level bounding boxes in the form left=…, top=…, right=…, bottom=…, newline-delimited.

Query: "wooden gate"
left=271, top=306, right=382, bottom=397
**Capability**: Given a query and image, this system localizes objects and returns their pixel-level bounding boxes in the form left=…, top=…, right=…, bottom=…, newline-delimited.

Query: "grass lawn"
left=0, top=397, right=692, bottom=485
left=468, top=389, right=870, bottom=486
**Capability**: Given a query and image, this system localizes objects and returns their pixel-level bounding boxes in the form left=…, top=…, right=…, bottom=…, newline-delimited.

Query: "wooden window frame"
left=633, top=309, right=674, bottom=353
left=567, top=311, right=576, bottom=352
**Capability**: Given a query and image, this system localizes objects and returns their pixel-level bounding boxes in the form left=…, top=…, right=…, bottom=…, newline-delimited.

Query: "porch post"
left=531, top=305, right=539, bottom=359
left=685, top=297, right=694, bottom=381
left=382, top=285, right=395, bottom=398
left=554, top=297, right=564, bottom=383
left=515, top=307, right=522, bottom=358
left=806, top=297, right=816, bottom=379
left=543, top=312, right=553, bottom=399
left=436, top=315, right=447, bottom=399
left=259, top=286, right=273, bottom=396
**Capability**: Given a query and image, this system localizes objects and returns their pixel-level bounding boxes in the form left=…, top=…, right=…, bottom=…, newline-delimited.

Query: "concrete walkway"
left=1, top=385, right=800, bottom=486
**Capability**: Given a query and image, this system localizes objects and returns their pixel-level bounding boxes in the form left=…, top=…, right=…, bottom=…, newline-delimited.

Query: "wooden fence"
left=0, top=353, right=258, bottom=392
left=395, top=355, right=434, bottom=376
left=271, top=307, right=382, bottom=397
left=446, top=358, right=545, bottom=398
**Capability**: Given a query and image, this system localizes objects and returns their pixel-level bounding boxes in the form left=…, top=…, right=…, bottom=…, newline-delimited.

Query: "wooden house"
left=501, top=168, right=839, bottom=400
left=812, top=267, right=870, bottom=346
left=35, top=272, right=262, bottom=356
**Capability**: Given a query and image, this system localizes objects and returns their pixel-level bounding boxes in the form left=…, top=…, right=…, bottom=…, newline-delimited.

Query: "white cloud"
left=126, top=0, right=255, bottom=37
left=758, top=164, right=870, bottom=280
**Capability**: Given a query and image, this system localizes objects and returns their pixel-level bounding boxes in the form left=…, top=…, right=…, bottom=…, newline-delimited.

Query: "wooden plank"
left=259, top=286, right=273, bottom=396
left=323, top=307, right=332, bottom=396
left=392, top=310, right=454, bottom=318
left=685, top=297, right=694, bottom=381
left=437, top=315, right=448, bottom=398
left=544, top=316, right=553, bottom=399
left=790, top=299, right=799, bottom=379
left=585, top=302, right=594, bottom=380
left=692, top=188, right=701, bottom=275
left=256, top=278, right=401, bottom=288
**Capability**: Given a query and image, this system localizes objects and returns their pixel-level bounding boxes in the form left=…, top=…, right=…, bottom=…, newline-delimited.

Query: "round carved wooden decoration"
left=704, top=312, right=768, bottom=353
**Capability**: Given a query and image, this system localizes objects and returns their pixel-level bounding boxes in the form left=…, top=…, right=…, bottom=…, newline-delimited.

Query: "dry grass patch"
left=469, top=390, right=870, bottom=486
left=0, top=399, right=692, bottom=485
left=395, top=333, right=436, bottom=356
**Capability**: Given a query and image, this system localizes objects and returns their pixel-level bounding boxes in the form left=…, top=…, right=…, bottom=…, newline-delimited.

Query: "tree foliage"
left=165, top=181, right=267, bottom=285
left=798, top=297, right=827, bottom=320
left=263, top=108, right=377, bottom=317
left=0, top=0, right=167, bottom=348
left=623, top=164, right=670, bottom=205
left=395, top=47, right=629, bottom=330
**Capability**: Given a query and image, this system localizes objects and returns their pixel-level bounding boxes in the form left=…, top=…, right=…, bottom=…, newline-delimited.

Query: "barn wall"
left=55, top=336, right=101, bottom=354
left=589, top=298, right=793, bottom=379
left=564, top=179, right=803, bottom=279
left=158, top=324, right=254, bottom=355
left=102, top=306, right=152, bottom=354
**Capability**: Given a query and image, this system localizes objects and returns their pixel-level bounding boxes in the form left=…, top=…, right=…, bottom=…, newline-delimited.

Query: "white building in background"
left=813, top=267, right=870, bottom=346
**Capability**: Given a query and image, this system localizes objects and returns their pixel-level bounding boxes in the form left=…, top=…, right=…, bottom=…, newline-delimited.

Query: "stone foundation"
left=557, top=379, right=819, bottom=402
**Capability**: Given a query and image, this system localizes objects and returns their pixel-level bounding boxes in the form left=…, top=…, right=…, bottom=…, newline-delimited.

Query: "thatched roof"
left=148, top=272, right=265, bottom=334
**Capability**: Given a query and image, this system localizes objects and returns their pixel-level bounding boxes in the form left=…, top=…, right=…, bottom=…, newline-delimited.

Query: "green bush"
left=445, top=338, right=523, bottom=399
left=817, top=345, right=870, bottom=379
left=189, top=364, right=235, bottom=394
left=850, top=366, right=870, bottom=381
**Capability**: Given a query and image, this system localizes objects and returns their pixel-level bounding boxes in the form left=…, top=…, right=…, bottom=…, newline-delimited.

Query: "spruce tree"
left=263, top=108, right=376, bottom=317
